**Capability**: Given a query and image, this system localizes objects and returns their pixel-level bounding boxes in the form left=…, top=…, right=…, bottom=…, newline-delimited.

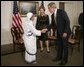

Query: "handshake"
left=41, top=28, right=48, bottom=33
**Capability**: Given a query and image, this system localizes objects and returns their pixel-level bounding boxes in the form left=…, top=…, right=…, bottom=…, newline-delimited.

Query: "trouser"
left=56, top=35, right=68, bottom=61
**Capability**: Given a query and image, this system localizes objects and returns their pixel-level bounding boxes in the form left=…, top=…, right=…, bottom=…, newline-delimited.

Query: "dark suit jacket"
left=55, top=9, right=71, bottom=38
left=78, top=13, right=83, bottom=28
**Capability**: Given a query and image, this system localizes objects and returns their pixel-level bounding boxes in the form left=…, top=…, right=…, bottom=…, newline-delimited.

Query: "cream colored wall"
left=1, top=1, right=13, bottom=45
left=65, top=1, right=83, bottom=30
left=1, top=1, right=83, bottom=45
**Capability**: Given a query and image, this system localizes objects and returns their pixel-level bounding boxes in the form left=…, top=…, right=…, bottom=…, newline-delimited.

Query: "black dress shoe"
left=59, top=60, right=68, bottom=66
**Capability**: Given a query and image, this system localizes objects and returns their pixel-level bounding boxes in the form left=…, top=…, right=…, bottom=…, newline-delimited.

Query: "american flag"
left=12, top=1, right=23, bottom=34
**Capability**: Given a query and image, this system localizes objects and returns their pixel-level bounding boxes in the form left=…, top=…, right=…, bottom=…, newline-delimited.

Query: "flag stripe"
left=12, top=21, right=17, bottom=27
left=13, top=16, right=22, bottom=32
left=16, top=14, right=23, bottom=30
left=15, top=14, right=23, bottom=33
left=13, top=15, right=19, bottom=27
left=18, top=13, right=22, bottom=23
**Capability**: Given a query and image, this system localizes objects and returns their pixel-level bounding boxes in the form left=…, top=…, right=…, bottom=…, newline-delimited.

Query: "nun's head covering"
left=27, top=12, right=33, bottom=21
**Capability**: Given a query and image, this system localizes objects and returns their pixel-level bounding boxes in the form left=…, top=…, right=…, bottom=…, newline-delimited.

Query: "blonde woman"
left=36, top=6, right=50, bottom=53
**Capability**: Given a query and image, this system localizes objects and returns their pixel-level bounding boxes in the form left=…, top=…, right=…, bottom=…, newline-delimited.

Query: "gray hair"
left=48, top=2, right=56, bottom=8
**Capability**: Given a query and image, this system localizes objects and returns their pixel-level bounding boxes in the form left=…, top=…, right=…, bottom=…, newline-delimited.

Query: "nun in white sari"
left=23, top=12, right=47, bottom=64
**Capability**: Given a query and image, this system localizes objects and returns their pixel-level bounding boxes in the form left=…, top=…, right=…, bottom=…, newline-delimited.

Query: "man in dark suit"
left=48, top=2, right=71, bottom=65
left=78, top=12, right=83, bottom=30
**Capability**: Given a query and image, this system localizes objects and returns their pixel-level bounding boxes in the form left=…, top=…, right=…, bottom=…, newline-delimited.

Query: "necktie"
left=51, top=13, right=57, bottom=29
left=51, top=13, right=57, bottom=36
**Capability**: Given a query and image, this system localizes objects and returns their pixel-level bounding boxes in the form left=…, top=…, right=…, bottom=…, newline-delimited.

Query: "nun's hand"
left=41, top=29, right=48, bottom=33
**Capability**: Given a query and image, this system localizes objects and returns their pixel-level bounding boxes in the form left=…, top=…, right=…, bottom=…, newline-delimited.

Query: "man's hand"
left=62, top=33, right=67, bottom=38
